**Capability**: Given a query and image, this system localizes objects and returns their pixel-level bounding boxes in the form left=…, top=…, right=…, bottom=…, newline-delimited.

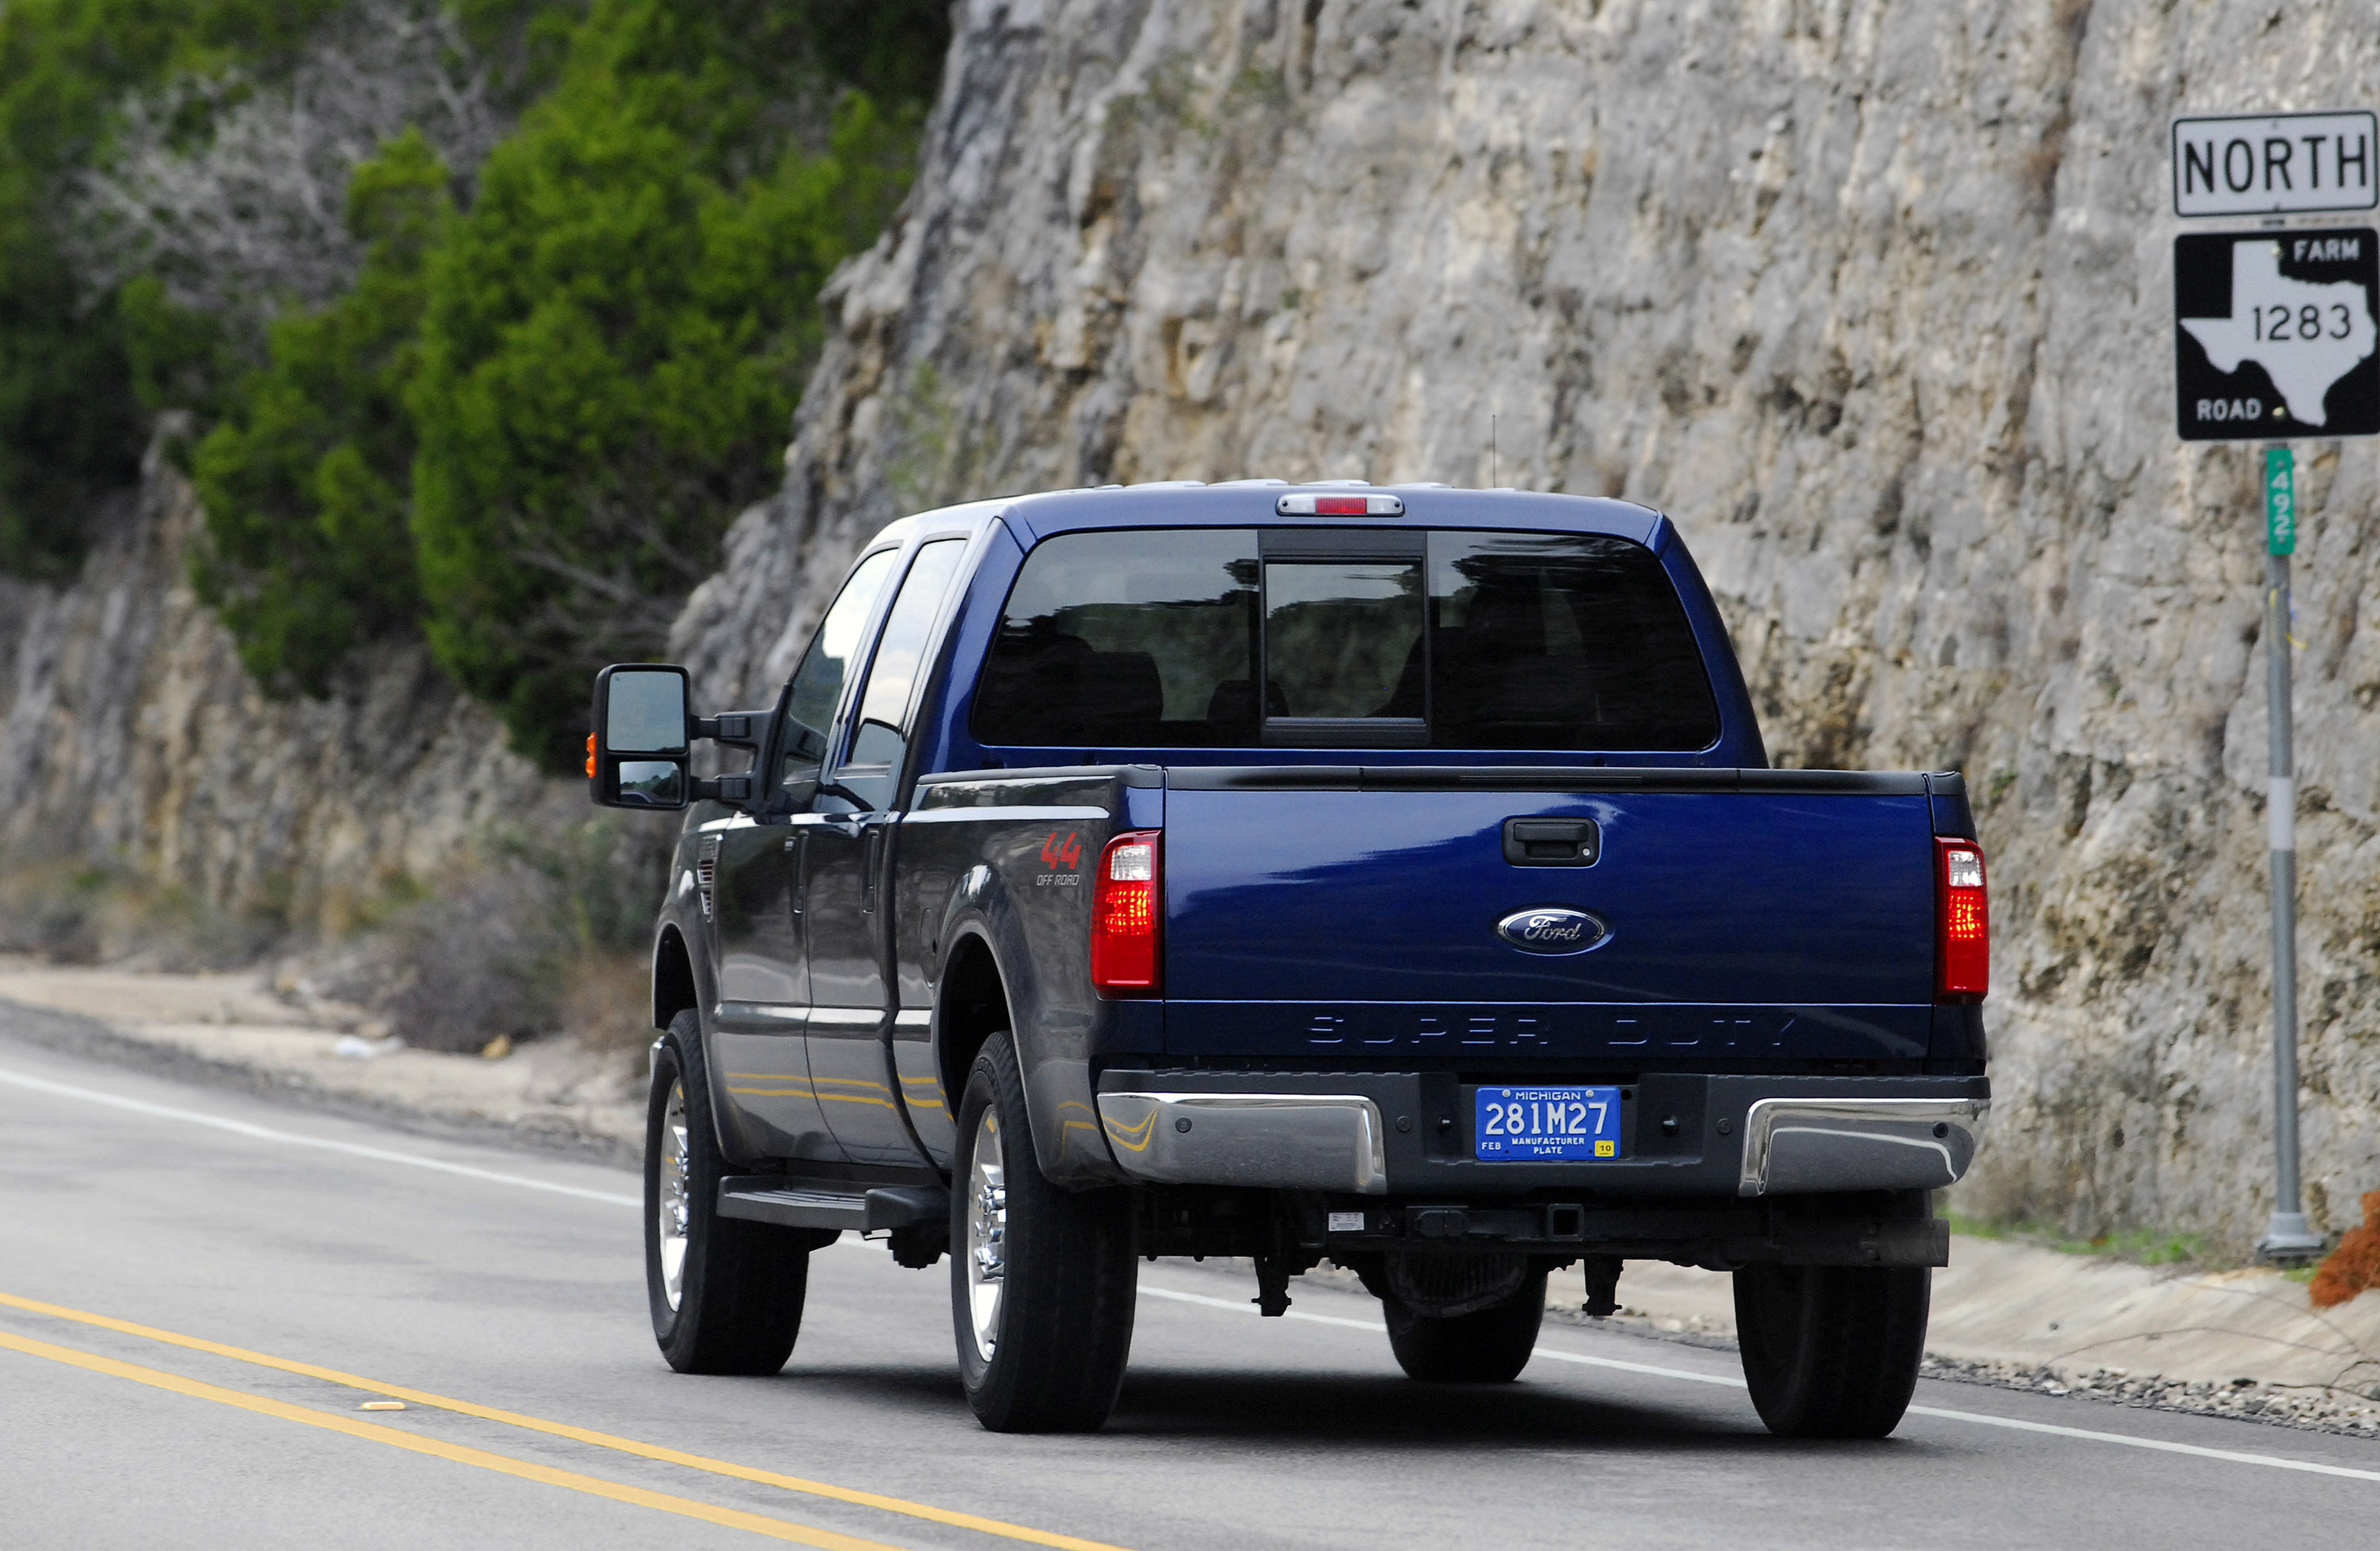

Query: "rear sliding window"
left=969, top=528, right=1721, bottom=751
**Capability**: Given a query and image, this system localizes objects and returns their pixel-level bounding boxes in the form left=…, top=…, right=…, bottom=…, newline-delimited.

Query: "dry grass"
left=557, top=950, right=657, bottom=1055
left=0, top=860, right=284, bottom=969
left=328, top=817, right=667, bottom=1054
left=0, top=812, right=671, bottom=1058
left=2312, top=1190, right=2380, bottom=1309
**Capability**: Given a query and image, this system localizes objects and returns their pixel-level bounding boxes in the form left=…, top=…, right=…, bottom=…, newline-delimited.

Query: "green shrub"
left=0, top=0, right=346, bottom=579
left=409, top=0, right=923, bottom=770
left=190, top=128, right=446, bottom=693
left=4, top=0, right=950, bottom=763
left=0, top=262, right=145, bottom=579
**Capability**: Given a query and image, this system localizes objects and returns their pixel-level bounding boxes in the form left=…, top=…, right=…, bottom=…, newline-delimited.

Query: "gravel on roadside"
left=1914, top=1352, right=2380, bottom=1440
left=1538, top=1300, right=2380, bottom=1440
left=0, top=995, right=639, bottom=1168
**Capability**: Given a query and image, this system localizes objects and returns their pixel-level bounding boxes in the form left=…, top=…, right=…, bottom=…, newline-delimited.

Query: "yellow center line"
left=0, top=1290, right=1132, bottom=1551
left=0, top=1328, right=902, bottom=1550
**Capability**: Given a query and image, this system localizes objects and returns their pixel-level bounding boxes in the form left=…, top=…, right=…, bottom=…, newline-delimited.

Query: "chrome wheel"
left=965, top=1109, right=1008, bottom=1361
left=658, top=1077, right=691, bottom=1312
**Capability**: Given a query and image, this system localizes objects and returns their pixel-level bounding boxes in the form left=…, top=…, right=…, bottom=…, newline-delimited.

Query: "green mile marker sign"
left=2267, top=446, right=2297, bottom=555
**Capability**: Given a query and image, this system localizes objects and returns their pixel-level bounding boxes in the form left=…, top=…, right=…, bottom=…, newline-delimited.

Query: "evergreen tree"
left=192, top=129, right=447, bottom=692
left=408, top=0, right=923, bottom=769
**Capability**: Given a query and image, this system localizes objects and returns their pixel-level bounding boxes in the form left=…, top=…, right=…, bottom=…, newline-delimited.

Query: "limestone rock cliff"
left=0, top=440, right=565, bottom=947
left=675, top=0, right=2380, bottom=1248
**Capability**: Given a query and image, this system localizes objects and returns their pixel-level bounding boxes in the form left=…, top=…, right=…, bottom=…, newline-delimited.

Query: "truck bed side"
left=892, top=766, right=1161, bottom=1182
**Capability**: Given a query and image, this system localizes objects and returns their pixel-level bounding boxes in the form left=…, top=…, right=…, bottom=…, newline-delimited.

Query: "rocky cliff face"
left=0, top=439, right=565, bottom=950
left=677, top=0, right=2380, bottom=1249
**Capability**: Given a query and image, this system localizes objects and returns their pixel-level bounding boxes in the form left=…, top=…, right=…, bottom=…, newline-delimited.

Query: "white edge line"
left=1142, top=1284, right=1387, bottom=1334
left=1138, top=1284, right=2380, bottom=1483
left=1901, top=1405, right=2380, bottom=1483
left=0, top=1065, right=640, bottom=1208
left=15, top=1063, right=2378, bottom=1488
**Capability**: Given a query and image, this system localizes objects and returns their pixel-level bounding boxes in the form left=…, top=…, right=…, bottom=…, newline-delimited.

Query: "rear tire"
left=1733, top=1263, right=1929, bottom=1438
left=646, top=1010, right=811, bottom=1375
left=1384, top=1269, right=1547, bottom=1383
left=950, top=1031, right=1137, bottom=1431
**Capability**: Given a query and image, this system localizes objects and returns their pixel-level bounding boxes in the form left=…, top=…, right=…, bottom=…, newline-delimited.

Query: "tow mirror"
left=589, top=665, right=773, bottom=811
left=590, top=665, right=692, bottom=810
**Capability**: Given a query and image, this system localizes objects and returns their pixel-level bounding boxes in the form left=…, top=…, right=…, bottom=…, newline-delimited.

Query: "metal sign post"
left=2257, top=448, right=2324, bottom=1259
left=2171, top=108, right=2379, bottom=1261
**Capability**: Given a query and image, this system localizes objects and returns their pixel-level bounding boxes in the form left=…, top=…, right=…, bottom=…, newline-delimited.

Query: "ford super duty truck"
left=587, top=482, right=1990, bottom=1438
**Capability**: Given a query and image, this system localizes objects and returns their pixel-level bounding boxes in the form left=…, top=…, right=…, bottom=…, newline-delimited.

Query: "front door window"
left=780, top=548, right=899, bottom=793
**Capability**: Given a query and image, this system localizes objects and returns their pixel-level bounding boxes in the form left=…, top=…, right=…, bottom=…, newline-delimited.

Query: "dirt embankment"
left=0, top=958, right=643, bottom=1162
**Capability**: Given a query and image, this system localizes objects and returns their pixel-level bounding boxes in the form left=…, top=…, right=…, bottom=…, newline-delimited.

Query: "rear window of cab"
left=969, top=528, right=1721, bottom=752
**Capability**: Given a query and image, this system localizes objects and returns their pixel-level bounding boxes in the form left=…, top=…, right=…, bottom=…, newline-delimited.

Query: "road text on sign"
left=2173, top=113, right=2378, bottom=217
left=2174, top=228, right=2379, bottom=441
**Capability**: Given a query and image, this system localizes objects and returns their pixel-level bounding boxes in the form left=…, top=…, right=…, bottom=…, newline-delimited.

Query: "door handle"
left=1503, top=817, right=1601, bottom=866
left=862, top=826, right=885, bottom=912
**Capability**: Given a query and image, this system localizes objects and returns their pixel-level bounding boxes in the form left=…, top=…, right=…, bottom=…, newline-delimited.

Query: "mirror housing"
left=589, top=664, right=774, bottom=812
left=589, top=664, right=693, bottom=810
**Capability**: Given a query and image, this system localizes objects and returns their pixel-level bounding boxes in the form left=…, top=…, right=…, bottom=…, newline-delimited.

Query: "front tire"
left=1384, top=1269, right=1547, bottom=1383
left=950, top=1031, right=1137, bottom=1431
left=1733, top=1263, right=1929, bottom=1438
left=646, top=1010, right=811, bottom=1375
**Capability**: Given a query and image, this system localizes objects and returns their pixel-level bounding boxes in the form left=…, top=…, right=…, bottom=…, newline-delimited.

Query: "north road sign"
left=2175, top=228, right=2379, bottom=441
left=2172, top=112, right=2378, bottom=217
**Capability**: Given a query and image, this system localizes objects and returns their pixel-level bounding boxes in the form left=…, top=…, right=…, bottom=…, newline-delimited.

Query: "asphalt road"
left=5, top=1027, right=2378, bottom=1551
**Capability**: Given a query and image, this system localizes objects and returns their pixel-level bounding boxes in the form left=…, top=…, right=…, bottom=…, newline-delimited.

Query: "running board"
left=716, top=1177, right=948, bottom=1232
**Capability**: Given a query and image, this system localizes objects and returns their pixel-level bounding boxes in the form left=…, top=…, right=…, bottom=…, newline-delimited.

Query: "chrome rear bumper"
left=1089, top=1079, right=1987, bottom=1201
left=1096, top=1091, right=1388, bottom=1194
left=1737, top=1096, right=1990, bottom=1197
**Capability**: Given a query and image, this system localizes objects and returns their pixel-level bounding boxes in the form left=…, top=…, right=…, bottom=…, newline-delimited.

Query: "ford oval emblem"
left=1495, top=907, right=1610, bottom=954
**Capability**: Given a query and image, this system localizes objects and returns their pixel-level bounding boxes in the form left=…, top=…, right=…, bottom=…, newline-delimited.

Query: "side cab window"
left=777, top=549, right=899, bottom=794
left=835, top=538, right=970, bottom=810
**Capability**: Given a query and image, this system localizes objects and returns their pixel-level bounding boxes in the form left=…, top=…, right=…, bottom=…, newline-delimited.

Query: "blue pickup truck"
left=588, top=482, right=1990, bottom=1438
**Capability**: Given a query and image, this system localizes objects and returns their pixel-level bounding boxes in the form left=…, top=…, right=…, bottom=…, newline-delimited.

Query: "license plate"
left=1474, top=1085, right=1624, bottom=1161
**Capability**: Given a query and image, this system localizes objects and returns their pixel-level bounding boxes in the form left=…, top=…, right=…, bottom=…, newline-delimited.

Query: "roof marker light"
left=1276, top=493, right=1407, bottom=516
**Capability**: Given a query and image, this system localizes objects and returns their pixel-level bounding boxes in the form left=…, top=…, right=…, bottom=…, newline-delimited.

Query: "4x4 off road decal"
left=1036, top=831, right=1083, bottom=886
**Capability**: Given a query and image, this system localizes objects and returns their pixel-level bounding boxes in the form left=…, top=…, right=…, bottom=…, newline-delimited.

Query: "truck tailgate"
left=1161, top=770, right=1941, bottom=1062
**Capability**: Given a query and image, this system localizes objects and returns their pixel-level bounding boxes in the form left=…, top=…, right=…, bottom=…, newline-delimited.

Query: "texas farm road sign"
left=2175, top=228, right=2378, bottom=441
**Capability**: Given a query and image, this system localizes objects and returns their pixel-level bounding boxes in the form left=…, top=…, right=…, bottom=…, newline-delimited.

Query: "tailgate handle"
left=1503, top=818, right=1600, bottom=866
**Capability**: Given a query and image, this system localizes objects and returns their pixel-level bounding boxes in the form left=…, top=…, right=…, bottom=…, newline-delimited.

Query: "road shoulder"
left=10, top=958, right=2378, bottom=1440
left=0, top=964, right=639, bottom=1165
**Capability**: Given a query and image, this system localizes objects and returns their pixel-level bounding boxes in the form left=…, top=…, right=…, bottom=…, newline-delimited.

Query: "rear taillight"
left=1091, top=831, right=1161, bottom=996
left=1937, top=838, right=1988, bottom=1000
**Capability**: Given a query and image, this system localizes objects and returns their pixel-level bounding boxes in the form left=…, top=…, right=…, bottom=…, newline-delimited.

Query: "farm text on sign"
left=2172, top=112, right=2378, bottom=217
